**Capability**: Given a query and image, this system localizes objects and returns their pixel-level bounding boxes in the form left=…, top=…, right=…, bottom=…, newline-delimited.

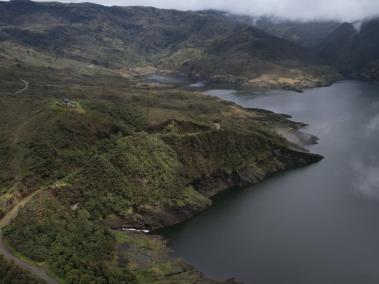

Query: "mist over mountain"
left=25, top=0, right=379, bottom=22
left=249, top=17, right=341, bottom=48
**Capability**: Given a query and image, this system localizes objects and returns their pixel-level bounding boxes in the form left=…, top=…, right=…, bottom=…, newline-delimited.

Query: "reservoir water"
left=162, top=81, right=379, bottom=284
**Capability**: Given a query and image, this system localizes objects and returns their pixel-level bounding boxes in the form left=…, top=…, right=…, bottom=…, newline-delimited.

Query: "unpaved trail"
left=15, top=79, right=29, bottom=95
left=0, top=191, right=58, bottom=284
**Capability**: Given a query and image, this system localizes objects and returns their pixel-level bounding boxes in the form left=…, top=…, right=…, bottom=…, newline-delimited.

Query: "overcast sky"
left=34, top=0, right=379, bottom=21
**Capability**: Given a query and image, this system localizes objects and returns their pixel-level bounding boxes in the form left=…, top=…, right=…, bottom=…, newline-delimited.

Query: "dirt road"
left=0, top=191, right=58, bottom=284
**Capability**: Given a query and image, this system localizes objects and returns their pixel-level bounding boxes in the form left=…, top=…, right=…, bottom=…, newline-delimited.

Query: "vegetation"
left=114, top=231, right=214, bottom=283
left=0, top=255, right=43, bottom=283
left=0, top=0, right=338, bottom=88
left=4, top=192, right=136, bottom=283
left=0, top=61, right=321, bottom=282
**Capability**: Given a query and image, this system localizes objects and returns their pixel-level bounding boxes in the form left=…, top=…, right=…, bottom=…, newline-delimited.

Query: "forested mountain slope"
left=318, top=17, right=379, bottom=81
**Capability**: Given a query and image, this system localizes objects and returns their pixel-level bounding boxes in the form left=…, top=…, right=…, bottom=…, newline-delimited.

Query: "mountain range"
left=1, top=0, right=379, bottom=85
left=0, top=0, right=342, bottom=90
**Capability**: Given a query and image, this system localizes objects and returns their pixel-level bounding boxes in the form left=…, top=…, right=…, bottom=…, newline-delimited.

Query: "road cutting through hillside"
left=0, top=191, right=58, bottom=284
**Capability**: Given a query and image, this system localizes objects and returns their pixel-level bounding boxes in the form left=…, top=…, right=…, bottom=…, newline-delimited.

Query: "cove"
left=161, top=81, right=379, bottom=284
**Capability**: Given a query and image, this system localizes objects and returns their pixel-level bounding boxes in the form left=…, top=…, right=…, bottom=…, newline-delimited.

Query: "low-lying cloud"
left=34, top=0, right=379, bottom=21
left=366, top=114, right=379, bottom=133
left=351, top=160, right=379, bottom=198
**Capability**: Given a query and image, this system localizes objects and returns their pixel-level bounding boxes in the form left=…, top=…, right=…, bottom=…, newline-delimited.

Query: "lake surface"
left=161, top=81, right=379, bottom=284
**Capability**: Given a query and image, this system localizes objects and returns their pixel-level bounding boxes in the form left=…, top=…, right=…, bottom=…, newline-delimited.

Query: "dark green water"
left=162, top=81, right=379, bottom=284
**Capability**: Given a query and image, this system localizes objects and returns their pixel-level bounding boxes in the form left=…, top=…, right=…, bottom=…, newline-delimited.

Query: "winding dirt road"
left=15, top=79, right=29, bottom=95
left=0, top=191, right=58, bottom=284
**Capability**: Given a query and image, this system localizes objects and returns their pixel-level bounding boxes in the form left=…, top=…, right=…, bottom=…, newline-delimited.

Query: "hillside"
left=318, top=18, right=379, bottom=81
left=174, top=26, right=339, bottom=90
left=0, top=0, right=339, bottom=89
left=250, top=17, right=340, bottom=48
left=0, top=0, right=243, bottom=67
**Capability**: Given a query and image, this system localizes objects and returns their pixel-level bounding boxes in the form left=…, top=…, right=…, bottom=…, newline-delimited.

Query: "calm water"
left=162, top=81, right=379, bottom=284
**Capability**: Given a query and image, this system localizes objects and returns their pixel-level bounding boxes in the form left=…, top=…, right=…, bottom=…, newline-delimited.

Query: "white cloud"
left=33, top=0, right=379, bottom=21
left=351, top=160, right=379, bottom=198
left=364, top=114, right=379, bottom=137
left=367, top=115, right=379, bottom=131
